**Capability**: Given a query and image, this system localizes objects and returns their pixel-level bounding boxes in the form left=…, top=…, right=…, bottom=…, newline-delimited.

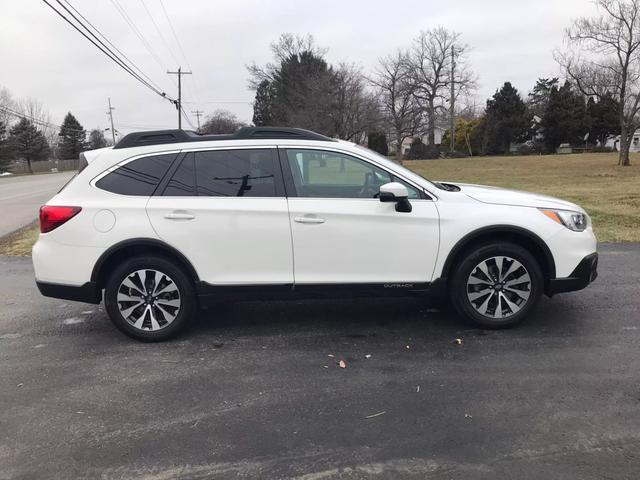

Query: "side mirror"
left=379, top=182, right=412, bottom=213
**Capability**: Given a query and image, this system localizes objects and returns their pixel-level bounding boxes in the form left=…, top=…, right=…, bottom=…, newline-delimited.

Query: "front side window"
left=194, top=149, right=277, bottom=197
left=286, top=149, right=420, bottom=199
left=96, top=153, right=177, bottom=196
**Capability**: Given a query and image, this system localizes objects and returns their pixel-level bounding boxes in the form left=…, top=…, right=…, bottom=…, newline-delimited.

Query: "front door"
left=283, top=148, right=440, bottom=286
left=146, top=147, right=293, bottom=285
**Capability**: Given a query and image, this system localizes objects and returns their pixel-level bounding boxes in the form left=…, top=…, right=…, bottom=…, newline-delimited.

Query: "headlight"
left=539, top=208, right=588, bottom=232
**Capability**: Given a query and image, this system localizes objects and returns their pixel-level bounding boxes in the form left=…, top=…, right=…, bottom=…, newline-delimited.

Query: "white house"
left=390, top=126, right=446, bottom=155
left=606, top=132, right=640, bottom=152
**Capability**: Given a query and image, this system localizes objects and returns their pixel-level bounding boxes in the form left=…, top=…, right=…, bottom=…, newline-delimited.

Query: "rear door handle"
left=294, top=215, right=325, bottom=224
left=164, top=211, right=195, bottom=220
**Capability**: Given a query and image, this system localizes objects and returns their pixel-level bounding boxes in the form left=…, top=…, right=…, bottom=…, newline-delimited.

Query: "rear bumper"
left=36, top=281, right=102, bottom=304
left=546, top=252, right=598, bottom=296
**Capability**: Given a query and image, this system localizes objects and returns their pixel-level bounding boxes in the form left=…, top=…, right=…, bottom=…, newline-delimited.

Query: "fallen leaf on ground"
left=365, top=411, right=386, bottom=419
left=452, top=338, right=463, bottom=345
left=365, top=354, right=371, bottom=359
left=339, top=360, right=346, bottom=368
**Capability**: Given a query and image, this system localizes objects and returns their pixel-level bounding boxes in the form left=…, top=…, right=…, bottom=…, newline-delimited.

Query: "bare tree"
left=558, top=0, right=640, bottom=166
left=332, top=63, right=381, bottom=142
left=406, top=28, right=475, bottom=148
left=247, top=33, right=327, bottom=88
left=200, top=109, right=246, bottom=134
left=18, top=98, right=57, bottom=156
left=370, top=51, right=422, bottom=162
left=0, top=87, right=17, bottom=127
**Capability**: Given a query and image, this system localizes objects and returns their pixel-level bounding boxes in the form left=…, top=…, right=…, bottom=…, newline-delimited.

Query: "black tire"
left=104, top=255, right=196, bottom=341
left=449, top=242, right=543, bottom=329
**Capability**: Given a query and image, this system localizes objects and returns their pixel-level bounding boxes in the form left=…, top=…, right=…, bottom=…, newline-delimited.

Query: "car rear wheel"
left=450, top=242, right=543, bottom=328
left=104, top=255, right=195, bottom=341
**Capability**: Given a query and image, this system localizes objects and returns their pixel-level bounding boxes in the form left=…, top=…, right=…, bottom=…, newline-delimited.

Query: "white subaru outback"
left=33, top=127, right=598, bottom=341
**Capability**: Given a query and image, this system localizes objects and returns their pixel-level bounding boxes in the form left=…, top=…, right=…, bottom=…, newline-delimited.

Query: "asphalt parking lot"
left=1, top=243, right=640, bottom=479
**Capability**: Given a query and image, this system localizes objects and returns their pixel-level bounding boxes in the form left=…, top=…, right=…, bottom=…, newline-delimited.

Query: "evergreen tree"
left=367, top=131, right=388, bottom=156
left=271, top=50, right=336, bottom=134
left=7, top=118, right=50, bottom=174
left=483, top=82, right=531, bottom=154
left=587, top=94, right=620, bottom=146
left=540, top=82, right=590, bottom=153
left=58, top=112, right=86, bottom=159
left=528, top=78, right=559, bottom=118
left=88, top=128, right=108, bottom=149
left=252, top=80, right=275, bottom=126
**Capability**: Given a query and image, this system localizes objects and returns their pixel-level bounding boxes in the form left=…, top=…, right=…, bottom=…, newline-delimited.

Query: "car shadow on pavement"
left=184, top=294, right=587, bottom=343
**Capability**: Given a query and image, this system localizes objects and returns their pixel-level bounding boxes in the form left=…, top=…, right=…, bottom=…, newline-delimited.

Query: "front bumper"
left=36, top=281, right=102, bottom=304
left=546, top=252, right=598, bottom=296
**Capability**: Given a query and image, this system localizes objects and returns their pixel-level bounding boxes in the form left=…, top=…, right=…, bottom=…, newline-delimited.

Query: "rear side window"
left=96, top=153, right=176, bottom=196
left=193, top=149, right=277, bottom=197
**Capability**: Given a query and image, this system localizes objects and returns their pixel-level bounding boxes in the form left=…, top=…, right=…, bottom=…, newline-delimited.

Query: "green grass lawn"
left=0, top=152, right=637, bottom=256
left=406, top=152, right=640, bottom=243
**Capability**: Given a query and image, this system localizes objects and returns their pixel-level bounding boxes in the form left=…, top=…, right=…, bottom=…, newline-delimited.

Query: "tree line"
left=0, top=88, right=108, bottom=174
left=241, top=1, right=640, bottom=166
left=2, top=0, right=638, bottom=170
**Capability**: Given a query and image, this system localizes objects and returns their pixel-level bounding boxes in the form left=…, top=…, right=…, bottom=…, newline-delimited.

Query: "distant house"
left=389, top=126, right=446, bottom=155
left=606, top=132, right=640, bottom=152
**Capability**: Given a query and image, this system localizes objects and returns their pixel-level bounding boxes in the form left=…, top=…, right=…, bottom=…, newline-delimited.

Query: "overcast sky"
left=0, top=0, right=599, bottom=137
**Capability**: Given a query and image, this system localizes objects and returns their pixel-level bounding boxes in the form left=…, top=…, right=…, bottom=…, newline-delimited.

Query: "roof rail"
left=113, top=126, right=335, bottom=149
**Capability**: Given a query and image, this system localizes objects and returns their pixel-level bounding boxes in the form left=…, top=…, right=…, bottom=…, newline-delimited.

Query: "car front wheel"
left=450, top=242, right=544, bottom=328
left=104, top=255, right=195, bottom=341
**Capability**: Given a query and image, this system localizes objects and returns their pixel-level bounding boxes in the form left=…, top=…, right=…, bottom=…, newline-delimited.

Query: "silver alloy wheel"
left=466, top=256, right=531, bottom=319
left=116, top=269, right=181, bottom=331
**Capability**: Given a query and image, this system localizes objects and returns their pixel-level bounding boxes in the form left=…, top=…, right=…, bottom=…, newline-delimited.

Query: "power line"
left=157, top=0, right=203, bottom=108
left=139, top=0, right=180, bottom=66
left=58, top=0, right=166, bottom=94
left=109, top=0, right=170, bottom=76
left=180, top=104, right=196, bottom=130
left=41, top=0, right=173, bottom=103
left=0, top=105, right=85, bottom=133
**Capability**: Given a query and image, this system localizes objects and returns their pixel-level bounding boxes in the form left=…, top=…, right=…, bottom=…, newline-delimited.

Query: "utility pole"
left=450, top=45, right=455, bottom=153
left=167, top=66, right=192, bottom=129
left=191, top=110, right=204, bottom=132
left=107, top=98, right=116, bottom=144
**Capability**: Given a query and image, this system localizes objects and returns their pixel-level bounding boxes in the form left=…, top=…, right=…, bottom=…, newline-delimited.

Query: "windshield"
left=353, top=144, right=447, bottom=191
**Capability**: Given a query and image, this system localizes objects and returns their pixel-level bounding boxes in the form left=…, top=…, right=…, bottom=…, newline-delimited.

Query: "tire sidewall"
left=104, top=256, right=195, bottom=341
left=451, top=242, right=543, bottom=328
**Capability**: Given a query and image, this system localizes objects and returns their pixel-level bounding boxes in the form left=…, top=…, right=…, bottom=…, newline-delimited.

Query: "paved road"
left=1, top=244, right=639, bottom=479
left=0, top=172, right=75, bottom=237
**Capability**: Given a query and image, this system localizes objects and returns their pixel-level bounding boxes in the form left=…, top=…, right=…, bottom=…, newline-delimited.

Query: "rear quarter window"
left=96, top=153, right=177, bottom=196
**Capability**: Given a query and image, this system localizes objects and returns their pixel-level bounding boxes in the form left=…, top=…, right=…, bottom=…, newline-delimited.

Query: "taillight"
left=39, top=206, right=82, bottom=233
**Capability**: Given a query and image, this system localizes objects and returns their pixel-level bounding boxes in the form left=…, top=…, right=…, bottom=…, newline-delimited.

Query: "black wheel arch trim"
left=440, top=225, right=556, bottom=282
left=91, top=238, right=200, bottom=287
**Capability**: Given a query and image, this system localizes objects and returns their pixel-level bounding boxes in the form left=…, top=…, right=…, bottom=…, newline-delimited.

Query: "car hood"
left=443, top=182, right=584, bottom=212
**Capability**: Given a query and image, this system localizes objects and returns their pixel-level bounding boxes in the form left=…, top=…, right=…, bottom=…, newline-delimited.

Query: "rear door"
left=146, top=147, right=293, bottom=286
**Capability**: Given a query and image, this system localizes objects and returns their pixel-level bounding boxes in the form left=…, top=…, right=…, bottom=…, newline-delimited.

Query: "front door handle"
left=294, top=215, right=325, bottom=224
left=164, top=211, right=195, bottom=220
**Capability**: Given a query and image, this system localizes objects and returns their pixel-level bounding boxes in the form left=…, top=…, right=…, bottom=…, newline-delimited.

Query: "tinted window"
left=286, top=149, right=420, bottom=199
left=195, top=149, right=276, bottom=197
left=164, top=154, right=195, bottom=196
left=96, top=153, right=176, bottom=196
